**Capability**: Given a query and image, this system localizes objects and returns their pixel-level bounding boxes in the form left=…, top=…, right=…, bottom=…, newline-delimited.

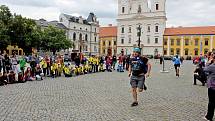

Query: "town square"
left=0, top=0, right=215, bottom=121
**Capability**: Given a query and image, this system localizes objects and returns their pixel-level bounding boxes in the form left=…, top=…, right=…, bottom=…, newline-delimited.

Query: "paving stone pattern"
left=0, top=61, right=212, bottom=121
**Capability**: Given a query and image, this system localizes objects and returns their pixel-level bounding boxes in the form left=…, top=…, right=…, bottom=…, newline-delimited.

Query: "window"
left=129, top=37, right=131, bottom=44
left=129, top=27, right=132, bottom=33
left=204, top=49, right=209, bottom=55
left=95, top=37, right=97, bottom=42
left=194, top=49, right=198, bottom=55
left=176, top=49, right=180, bottom=55
left=156, top=4, right=159, bottom=10
left=155, top=26, right=159, bottom=32
left=170, top=48, right=174, bottom=55
left=94, top=46, right=97, bottom=52
left=103, top=49, right=105, bottom=54
left=138, top=5, right=141, bottom=13
left=122, top=7, right=125, bottom=13
left=85, top=34, right=88, bottom=41
left=164, top=39, right=167, bottom=45
left=79, top=33, right=82, bottom=41
left=185, top=39, right=189, bottom=46
left=164, top=49, right=167, bottom=55
left=95, top=28, right=97, bottom=33
left=60, top=18, right=63, bottom=22
left=195, top=39, right=199, bottom=46
left=109, top=41, right=111, bottom=46
left=147, top=26, right=150, bottom=32
left=73, top=33, right=76, bottom=41
left=121, top=39, right=124, bottom=44
left=176, top=39, right=180, bottom=46
left=121, top=27, right=125, bottom=33
left=171, top=39, right=174, bottom=45
left=114, top=41, right=117, bottom=45
left=155, top=38, right=158, bottom=44
left=103, top=41, right=105, bottom=46
left=205, top=39, right=209, bottom=46
left=185, top=49, right=189, bottom=55
left=85, top=46, right=88, bottom=51
left=147, top=36, right=150, bottom=44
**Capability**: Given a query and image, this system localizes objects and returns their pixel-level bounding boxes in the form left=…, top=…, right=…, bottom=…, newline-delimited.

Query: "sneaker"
left=131, top=102, right=138, bottom=107
left=203, top=116, right=212, bottom=121
left=144, top=85, right=147, bottom=91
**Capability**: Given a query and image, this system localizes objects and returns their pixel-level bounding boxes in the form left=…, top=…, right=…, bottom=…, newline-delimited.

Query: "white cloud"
left=0, top=0, right=215, bottom=27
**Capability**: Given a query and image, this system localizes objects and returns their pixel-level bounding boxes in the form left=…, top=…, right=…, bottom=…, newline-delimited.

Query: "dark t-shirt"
left=194, top=67, right=207, bottom=80
left=112, top=56, right=117, bottom=62
left=130, top=56, right=148, bottom=76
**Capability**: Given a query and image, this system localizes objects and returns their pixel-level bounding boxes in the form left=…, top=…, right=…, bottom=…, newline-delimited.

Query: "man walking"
left=172, top=55, right=181, bottom=77
left=128, top=48, right=151, bottom=107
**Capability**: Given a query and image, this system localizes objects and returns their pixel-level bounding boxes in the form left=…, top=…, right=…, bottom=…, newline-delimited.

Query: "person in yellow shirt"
left=63, top=65, right=72, bottom=77
left=74, top=66, right=79, bottom=76
left=51, top=62, right=57, bottom=78
left=94, top=56, right=99, bottom=72
left=89, top=56, right=94, bottom=72
left=57, top=63, right=63, bottom=77
left=40, top=59, right=47, bottom=76
left=92, top=56, right=97, bottom=73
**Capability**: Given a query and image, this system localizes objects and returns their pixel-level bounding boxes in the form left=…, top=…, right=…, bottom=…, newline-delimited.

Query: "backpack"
left=131, top=57, right=148, bottom=76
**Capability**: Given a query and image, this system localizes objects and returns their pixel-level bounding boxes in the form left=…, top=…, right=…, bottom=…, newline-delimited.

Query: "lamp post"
left=160, top=36, right=169, bottom=73
left=137, top=24, right=142, bottom=54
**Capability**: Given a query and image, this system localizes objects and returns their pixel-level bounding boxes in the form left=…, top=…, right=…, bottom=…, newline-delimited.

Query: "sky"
left=0, top=0, right=215, bottom=27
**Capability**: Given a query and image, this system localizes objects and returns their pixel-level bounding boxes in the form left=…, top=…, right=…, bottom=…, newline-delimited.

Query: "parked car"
left=163, top=56, right=173, bottom=60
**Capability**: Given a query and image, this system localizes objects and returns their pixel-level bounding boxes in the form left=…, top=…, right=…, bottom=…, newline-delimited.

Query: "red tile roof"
left=99, top=26, right=117, bottom=38
left=164, top=26, right=215, bottom=36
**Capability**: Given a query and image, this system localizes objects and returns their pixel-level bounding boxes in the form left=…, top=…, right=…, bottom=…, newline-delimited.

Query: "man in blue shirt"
left=172, top=55, right=181, bottom=77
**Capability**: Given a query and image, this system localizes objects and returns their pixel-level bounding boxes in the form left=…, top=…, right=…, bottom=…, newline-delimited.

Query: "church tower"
left=117, top=0, right=167, bottom=56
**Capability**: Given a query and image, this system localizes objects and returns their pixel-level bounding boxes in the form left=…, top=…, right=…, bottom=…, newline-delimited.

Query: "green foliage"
left=41, top=26, right=72, bottom=53
left=0, top=5, right=12, bottom=50
left=0, top=5, right=72, bottom=54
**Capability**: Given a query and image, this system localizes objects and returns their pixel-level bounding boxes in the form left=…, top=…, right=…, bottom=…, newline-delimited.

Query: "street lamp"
left=137, top=24, right=142, bottom=54
left=160, top=36, right=169, bottom=73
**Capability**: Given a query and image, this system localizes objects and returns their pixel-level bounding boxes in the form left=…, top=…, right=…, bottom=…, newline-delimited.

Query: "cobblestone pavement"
left=0, top=60, right=212, bottom=121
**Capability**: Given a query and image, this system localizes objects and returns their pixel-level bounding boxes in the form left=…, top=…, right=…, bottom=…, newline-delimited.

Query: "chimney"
left=108, top=24, right=112, bottom=27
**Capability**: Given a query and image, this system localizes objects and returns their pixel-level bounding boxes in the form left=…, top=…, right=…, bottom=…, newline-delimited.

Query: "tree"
left=9, top=14, right=41, bottom=54
left=0, top=5, right=12, bottom=50
left=41, top=26, right=72, bottom=54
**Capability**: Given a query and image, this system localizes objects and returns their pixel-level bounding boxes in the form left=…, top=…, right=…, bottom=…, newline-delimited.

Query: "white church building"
left=117, top=0, right=167, bottom=56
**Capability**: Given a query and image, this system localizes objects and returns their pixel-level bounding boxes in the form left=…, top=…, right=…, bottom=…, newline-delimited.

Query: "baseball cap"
left=133, top=48, right=141, bottom=53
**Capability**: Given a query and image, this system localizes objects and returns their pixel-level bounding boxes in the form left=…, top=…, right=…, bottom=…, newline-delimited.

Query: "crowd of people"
left=0, top=52, right=132, bottom=86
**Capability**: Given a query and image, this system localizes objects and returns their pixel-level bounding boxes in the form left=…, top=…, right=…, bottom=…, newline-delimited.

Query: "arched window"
left=184, top=48, right=189, bottom=55
left=194, top=48, right=199, bottom=55
left=85, top=34, right=88, bottom=41
left=79, top=33, right=82, bottom=41
left=73, top=33, right=76, bottom=41
left=138, top=5, right=141, bottom=13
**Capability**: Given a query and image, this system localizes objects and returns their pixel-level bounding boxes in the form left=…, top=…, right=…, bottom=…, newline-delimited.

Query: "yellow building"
left=6, top=45, right=23, bottom=55
left=164, top=26, right=215, bottom=57
left=99, top=25, right=117, bottom=56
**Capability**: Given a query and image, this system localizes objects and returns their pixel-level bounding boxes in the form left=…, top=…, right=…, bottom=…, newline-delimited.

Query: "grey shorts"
left=130, top=75, right=145, bottom=89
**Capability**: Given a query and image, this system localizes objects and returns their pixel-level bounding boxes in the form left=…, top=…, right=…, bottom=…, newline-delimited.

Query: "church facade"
left=117, top=0, right=167, bottom=56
